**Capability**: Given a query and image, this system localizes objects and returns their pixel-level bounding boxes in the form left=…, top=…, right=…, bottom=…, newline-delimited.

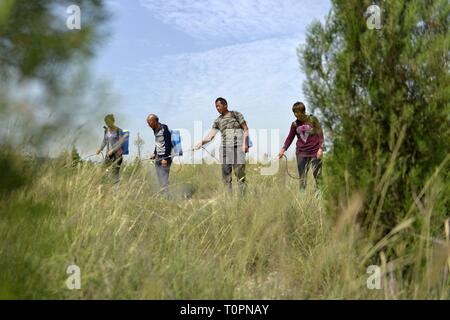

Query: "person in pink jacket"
left=278, top=102, right=325, bottom=190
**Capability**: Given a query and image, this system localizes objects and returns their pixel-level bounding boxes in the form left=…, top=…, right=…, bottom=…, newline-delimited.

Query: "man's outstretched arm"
left=194, top=129, right=217, bottom=150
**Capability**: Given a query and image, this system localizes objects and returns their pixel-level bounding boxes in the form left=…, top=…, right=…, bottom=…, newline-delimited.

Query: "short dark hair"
left=292, top=102, right=306, bottom=113
left=215, top=97, right=228, bottom=106
left=148, top=114, right=159, bottom=122
left=104, top=114, right=115, bottom=123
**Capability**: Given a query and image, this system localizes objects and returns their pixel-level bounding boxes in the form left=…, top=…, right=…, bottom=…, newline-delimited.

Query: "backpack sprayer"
left=81, top=127, right=130, bottom=171
left=142, top=129, right=186, bottom=173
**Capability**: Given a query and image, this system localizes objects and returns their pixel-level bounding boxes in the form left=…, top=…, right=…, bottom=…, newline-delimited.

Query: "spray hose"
left=81, top=149, right=301, bottom=180
left=197, top=147, right=301, bottom=180
left=82, top=151, right=104, bottom=161
left=280, top=154, right=301, bottom=180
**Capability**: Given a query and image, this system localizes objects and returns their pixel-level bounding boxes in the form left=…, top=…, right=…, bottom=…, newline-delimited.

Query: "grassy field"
left=0, top=156, right=448, bottom=299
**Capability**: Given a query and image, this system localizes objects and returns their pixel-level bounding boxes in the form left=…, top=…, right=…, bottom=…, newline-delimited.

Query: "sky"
left=88, top=0, right=332, bottom=160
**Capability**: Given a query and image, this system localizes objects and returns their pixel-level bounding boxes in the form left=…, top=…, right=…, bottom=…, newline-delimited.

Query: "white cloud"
left=95, top=1, right=332, bottom=158
left=124, top=35, right=306, bottom=134
left=116, top=35, right=305, bottom=159
left=140, top=0, right=330, bottom=42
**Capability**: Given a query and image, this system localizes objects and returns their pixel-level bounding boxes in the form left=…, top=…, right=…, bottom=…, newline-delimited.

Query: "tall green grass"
left=0, top=156, right=448, bottom=299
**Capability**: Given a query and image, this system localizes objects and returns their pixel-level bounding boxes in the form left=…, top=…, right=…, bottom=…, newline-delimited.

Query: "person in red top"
left=278, top=102, right=325, bottom=190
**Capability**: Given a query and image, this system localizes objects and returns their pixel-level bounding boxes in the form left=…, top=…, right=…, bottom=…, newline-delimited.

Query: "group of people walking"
left=96, top=97, right=325, bottom=195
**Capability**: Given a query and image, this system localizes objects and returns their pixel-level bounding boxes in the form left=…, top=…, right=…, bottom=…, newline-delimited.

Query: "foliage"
left=299, top=0, right=450, bottom=234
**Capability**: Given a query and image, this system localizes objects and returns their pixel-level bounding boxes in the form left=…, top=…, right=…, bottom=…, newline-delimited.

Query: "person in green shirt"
left=194, top=97, right=250, bottom=194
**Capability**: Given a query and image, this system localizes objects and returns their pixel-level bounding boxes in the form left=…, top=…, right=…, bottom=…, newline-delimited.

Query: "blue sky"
left=88, top=0, right=331, bottom=159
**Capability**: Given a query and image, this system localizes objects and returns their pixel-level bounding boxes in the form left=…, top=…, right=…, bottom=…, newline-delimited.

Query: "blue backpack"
left=170, top=130, right=183, bottom=156
left=104, top=127, right=129, bottom=155
left=121, top=129, right=130, bottom=155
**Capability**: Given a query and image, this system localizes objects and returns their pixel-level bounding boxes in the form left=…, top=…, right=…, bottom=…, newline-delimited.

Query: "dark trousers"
left=155, top=158, right=171, bottom=193
left=104, top=154, right=122, bottom=184
left=297, top=156, right=321, bottom=190
left=221, top=146, right=247, bottom=193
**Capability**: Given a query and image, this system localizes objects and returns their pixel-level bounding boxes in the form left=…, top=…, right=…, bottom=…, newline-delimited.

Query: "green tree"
left=0, top=0, right=109, bottom=193
left=300, top=0, right=450, bottom=234
left=71, top=146, right=82, bottom=166
left=0, top=0, right=108, bottom=94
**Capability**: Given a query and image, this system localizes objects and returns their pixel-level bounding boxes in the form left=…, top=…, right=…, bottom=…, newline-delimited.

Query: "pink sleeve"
left=283, top=123, right=296, bottom=150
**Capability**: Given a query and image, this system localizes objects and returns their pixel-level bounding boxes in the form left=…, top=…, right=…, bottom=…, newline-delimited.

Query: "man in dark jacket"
left=147, top=114, right=172, bottom=193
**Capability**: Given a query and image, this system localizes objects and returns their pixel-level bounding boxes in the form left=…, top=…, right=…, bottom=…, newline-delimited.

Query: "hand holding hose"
left=317, top=148, right=323, bottom=159
left=278, top=148, right=286, bottom=159
left=193, top=142, right=203, bottom=151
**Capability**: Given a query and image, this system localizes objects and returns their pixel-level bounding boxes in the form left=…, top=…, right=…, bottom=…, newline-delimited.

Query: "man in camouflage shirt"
left=195, top=97, right=250, bottom=194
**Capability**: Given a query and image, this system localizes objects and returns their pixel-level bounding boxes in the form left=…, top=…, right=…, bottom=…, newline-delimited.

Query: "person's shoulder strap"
left=117, top=127, right=128, bottom=140
left=162, top=124, right=171, bottom=134
left=230, top=111, right=241, bottom=124
left=231, top=110, right=240, bottom=119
